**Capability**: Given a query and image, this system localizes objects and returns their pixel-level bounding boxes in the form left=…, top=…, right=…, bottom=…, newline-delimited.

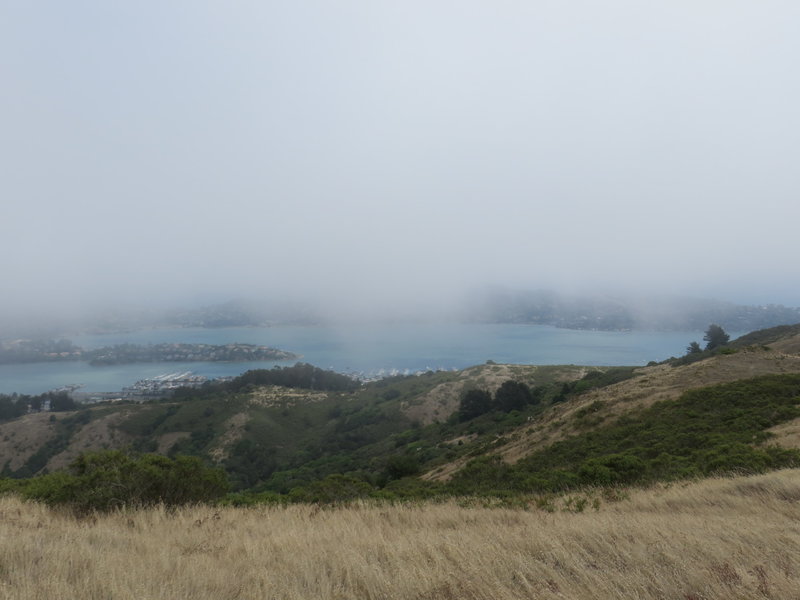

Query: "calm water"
left=0, top=324, right=716, bottom=395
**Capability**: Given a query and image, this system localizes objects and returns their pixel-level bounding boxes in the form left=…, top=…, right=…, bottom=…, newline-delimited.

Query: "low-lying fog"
left=2, top=2, right=799, bottom=332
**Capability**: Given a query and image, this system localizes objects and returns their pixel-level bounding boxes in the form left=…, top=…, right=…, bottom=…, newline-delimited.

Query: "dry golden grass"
left=3, top=470, right=800, bottom=599
left=46, top=412, right=133, bottom=471
left=0, top=408, right=141, bottom=473
left=155, top=431, right=191, bottom=455
left=0, top=413, right=58, bottom=472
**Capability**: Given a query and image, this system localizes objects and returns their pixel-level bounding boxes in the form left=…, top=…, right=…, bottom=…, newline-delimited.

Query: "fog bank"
left=2, top=2, right=799, bottom=324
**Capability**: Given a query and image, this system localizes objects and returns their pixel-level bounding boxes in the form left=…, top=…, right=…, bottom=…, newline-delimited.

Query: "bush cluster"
left=21, top=450, right=229, bottom=513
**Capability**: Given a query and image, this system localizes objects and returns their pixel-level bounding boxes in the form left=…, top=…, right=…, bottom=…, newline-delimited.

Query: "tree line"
left=0, top=391, right=77, bottom=422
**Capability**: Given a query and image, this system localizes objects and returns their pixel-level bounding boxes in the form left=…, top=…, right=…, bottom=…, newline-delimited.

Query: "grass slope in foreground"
left=1, top=469, right=799, bottom=599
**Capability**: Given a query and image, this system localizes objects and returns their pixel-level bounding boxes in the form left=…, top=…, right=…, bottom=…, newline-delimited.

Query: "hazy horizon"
left=2, top=2, right=799, bottom=324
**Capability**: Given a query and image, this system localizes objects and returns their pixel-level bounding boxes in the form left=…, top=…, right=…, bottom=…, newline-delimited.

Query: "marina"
left=70, top=371, right=210, bottom=403
left=121, top=371, right=208, bottom=398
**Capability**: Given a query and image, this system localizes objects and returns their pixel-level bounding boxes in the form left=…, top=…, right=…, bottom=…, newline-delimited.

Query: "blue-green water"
left=0, top=324, right=715, bottom=395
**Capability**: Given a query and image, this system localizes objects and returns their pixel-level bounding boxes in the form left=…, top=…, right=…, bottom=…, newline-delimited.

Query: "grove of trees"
left=685, top=324, right=732, bottom=358
left=458, top=380, right=540, bottom=422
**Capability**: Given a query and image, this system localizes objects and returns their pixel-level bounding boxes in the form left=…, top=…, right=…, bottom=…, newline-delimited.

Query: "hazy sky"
left=2, top=1, right=799, bottom=319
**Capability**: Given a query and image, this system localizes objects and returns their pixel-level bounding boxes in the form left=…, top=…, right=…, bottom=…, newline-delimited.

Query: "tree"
left=495, top=380, right=533, bottom=412
left=48, top=392, right=76, bottom=412
left=703, top=324, right=730, bottom=351
left=0, top=396, right=26, bottom=422
left=458, top=389, right=494, bottom=421
left=686, top=341, right=702, bottom=355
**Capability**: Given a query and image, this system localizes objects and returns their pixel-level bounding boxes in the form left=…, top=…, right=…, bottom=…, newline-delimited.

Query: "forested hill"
left=3, top=324, right=800, bottom=502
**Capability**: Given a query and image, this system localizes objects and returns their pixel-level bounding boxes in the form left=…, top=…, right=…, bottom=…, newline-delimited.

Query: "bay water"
left=0, top=323, right=716, bottom=395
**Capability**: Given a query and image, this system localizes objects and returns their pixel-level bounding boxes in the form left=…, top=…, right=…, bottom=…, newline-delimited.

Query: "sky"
left=2, top=1, right=799, bottom=321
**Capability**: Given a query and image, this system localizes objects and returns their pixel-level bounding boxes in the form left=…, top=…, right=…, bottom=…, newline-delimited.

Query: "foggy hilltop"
left=6, top=290, right=797, bottom=339
left=462, top=289, right=800, bottom=332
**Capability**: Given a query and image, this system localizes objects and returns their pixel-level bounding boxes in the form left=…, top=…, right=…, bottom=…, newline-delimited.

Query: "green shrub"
left=578, top=454, right=646, bottom=485
left=0, top=477, right=25, bottom=495
left=22, top=450, right=229, bottom=513
left=385, top=454, right=421, bottom=480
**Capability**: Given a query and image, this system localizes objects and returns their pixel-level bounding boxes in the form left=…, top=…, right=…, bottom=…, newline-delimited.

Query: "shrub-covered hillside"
left=4, top=324, right=800, bottom=504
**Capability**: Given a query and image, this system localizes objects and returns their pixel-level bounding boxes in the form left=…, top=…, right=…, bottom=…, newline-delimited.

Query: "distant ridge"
left=464, top=288, right=800, bottom=331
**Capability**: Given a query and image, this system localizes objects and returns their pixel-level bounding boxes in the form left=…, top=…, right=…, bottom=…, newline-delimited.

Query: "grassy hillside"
left=0, top=363, right=586, bottom=491
left=3, top=324, right=800, bottom=501
left=446, top=374, right=800, bottom=496
left=2, top=469, right=800, bottom=599
left=452, top=336, right=800, bottom=478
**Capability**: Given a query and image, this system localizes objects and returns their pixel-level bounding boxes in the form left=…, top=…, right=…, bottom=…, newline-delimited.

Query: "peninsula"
left=86, top=343, right=298, bottom=366
left=0, top=339, right=298, bottom=366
